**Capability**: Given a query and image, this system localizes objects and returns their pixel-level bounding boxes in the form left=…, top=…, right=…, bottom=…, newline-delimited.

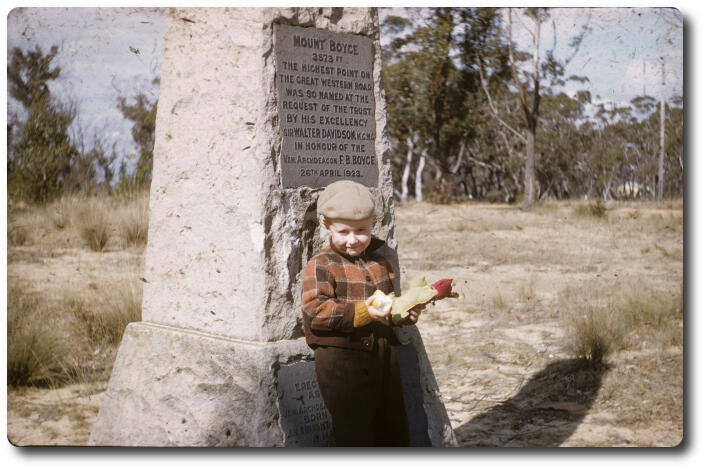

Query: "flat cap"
left=317, top=180, right=376, bottom=220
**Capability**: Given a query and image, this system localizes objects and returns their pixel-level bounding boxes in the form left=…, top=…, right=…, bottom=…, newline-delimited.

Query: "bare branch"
left=476, top=54, right=526, bottom=143
left=563, top=10, right=592, bottom=67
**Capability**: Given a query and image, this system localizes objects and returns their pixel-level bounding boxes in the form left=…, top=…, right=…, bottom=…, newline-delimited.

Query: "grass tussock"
left=535, top=198, right=560, bottom=213
left=517, top=278, right=538, bottom=306
left=7, top=283, right=68, bottom=387
left=448, top=221, right=470, bottom=232
left=9, top=193, right=150, bottom=253
left=663, top=199, right=683, bottom=211
left=118, top=196, right=149, bottom=247
left=567, top=306, right=627, bottom=366
left=9, top=276, right=144, bottom=388
left=8, top=224, right=31, bottom=246
left=491, top=291, right=508, bottom=312
left=646, top=213, right=683, bottom=234
left=68, top=282, right=142, bottom=347
left=76, top=200, right=111, bottom=251
left=573, top=199, right=607, bottom=218
left=45, top=196, right=77, bottom=230
left=562, top=281, right=683, bottom=365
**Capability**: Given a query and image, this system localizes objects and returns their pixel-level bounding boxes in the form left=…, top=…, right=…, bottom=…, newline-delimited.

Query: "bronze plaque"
left=275, top=24, right=378, bottom=188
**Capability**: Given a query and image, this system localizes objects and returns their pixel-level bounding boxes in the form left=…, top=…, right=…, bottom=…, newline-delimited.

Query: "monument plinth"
left=90, top=7, right=456, bottom=447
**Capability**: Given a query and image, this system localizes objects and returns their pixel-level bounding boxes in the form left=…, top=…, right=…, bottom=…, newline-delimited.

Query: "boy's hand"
left=400, top=304, right=425, bottom=326
left=365, top=295, right=391, bottom=324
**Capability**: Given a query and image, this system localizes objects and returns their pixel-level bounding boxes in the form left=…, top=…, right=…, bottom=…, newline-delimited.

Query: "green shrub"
left=573, top=199, right=607, bottom=218
left=485, top=189, right=505, bottom=203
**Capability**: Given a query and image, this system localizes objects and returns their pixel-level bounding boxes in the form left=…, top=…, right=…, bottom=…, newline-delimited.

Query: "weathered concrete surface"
left=89, top=322, right=311, bottom=446
left=141, top=7, right=395, bottom=342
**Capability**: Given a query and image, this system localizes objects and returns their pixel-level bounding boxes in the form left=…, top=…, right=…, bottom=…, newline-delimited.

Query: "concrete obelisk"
left=90, top=7, right=456, bottom=447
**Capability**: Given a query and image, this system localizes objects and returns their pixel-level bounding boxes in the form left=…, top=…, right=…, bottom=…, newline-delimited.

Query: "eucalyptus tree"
left=8, top=45, right=78, bottom=203
left=382, top=8, right=467, bottom=202
left=535, top=89, right=592, bottom=199
left=457, top=7, right=525, bottom=201
left=473, top=7, right=590, bottom=209
left=116, top=78, right=159, bottom=190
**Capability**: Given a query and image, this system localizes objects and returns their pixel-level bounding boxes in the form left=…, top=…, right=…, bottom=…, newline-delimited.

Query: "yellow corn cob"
left=389, top=276, right=437, bottom=324
left=371, top=276, right=462, bottom=325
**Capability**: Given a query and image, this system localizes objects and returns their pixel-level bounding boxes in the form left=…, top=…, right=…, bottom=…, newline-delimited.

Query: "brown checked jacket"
left=301, top=237, right=400, bottom=351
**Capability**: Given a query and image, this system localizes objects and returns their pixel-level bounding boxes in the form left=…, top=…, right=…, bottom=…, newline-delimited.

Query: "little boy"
left=301, top=180, right=423, bottom=447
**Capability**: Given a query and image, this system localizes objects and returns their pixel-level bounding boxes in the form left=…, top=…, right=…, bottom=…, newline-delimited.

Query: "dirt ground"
left=6, top=199, right=683, bottom=447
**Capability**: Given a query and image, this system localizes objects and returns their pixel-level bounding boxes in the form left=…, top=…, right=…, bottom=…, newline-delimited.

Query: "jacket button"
left=362, top=338, right=371, bottom=347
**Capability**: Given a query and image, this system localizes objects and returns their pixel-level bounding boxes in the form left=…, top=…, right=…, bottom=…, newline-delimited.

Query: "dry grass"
left=573, top=199, right=607, bottom=218
left=44, top=195, right=77, bottom=230
left=117, top=196, right=149, bottom=247
left=7, top=283, right=69, bottom=387
left=517, top=278, right=538, bottom=306
left=8, top=224, right=31, bottom=246
left=7, top=196, right=682, bottom=446
left=76, top=200, right=111, bottom=251
left=8, top=192, right=151, bottom=253
left=7, top=277, right=144, bottom=388
left=491, top=291, right=508, bottom=312
left=534, top=198, right=560, bottom=213
left=561, top=281, right=682, bottom=365
left=67, top=282, right=143, bottom=347
left=396, top=199, right=681, bottom=446
left=565, top=305, right=627, bottom=366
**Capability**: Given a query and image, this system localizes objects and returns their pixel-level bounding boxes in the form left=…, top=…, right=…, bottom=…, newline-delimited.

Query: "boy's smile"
left=324, top=217, right=376, bottom=258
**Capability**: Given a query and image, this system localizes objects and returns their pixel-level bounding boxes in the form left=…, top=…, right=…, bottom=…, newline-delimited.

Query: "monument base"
left=90, top=322, right=457, bottom=447
left=90, top=322, right=312, bottom=446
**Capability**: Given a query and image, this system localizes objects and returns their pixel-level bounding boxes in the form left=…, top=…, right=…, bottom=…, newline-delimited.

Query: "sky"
left=7, top=7, right=165, bottom=170
left=517, top=7, right=683, bottom=105
left=381, top=7, right=683, bottom=109
left=5, top=6, right=684, bottom=173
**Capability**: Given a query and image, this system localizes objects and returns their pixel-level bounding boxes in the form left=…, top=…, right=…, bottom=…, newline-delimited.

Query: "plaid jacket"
left=301, top=237, right=398, bottom=351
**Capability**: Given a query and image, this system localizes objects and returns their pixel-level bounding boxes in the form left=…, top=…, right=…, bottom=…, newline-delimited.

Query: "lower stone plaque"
left=276, top=360, right=335, bottom=447
left=277, top=348, right=432, bottom=447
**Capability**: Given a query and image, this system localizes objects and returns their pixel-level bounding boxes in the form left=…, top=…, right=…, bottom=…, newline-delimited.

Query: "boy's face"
left=324, top=216, right=376, bottom=258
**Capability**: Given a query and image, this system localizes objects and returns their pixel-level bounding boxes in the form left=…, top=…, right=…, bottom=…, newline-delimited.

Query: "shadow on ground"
left=454, top=358, right=607, bottom=447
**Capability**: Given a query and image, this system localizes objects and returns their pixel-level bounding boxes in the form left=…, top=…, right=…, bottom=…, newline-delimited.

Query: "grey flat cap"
left=317, top=180, right=376, bottom=220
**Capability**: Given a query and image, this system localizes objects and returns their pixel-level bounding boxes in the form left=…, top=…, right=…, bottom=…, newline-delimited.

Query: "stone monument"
left=90, top=7, right=457, bottom=447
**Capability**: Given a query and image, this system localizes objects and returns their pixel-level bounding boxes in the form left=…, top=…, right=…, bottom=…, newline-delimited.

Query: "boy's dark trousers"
left=314, top=337, right=410, bottom=447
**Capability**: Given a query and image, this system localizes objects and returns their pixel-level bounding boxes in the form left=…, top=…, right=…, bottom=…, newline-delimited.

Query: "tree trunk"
left=658, top=57, right=666, bottom=202
left=400, top=135, right=415, bottom=202
left=522, top=129, right=536, bottom=210
left=415, top=150, right=426, bottom=202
